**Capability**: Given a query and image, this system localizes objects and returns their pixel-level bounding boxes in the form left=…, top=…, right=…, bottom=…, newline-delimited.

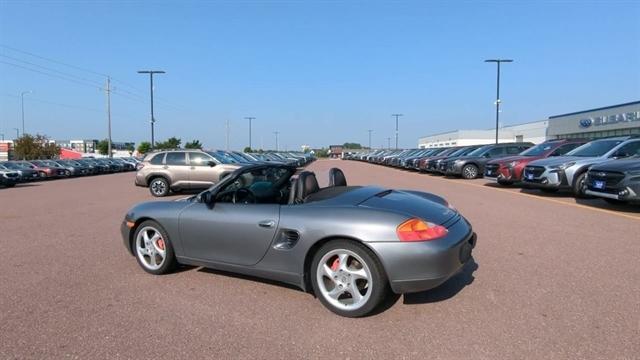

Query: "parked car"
left=484, top=139, right=586, bottom=185
left=121, top=164, right=476, bottom=317
left=444, top=143, right=534, bottom=179
left=0, top=162, right=40, bottom=181
left=0, top=168, right=20, bottom=188
left=18, top=161, right=67, bottom=178
left=30, top=160, right=72, bottom=177
left=52, top=159, right=90, bottom=176
left=76, top=158, right=109, bottom=174
left=584, top=156, right=640, bottom=205
left=522, top=136, right=640, bottom=197
left=135, top=150, right=245, bottom=197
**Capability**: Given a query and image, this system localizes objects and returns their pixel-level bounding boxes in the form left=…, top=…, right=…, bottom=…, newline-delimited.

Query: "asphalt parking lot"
left=1, top=159, right=638, bottom=359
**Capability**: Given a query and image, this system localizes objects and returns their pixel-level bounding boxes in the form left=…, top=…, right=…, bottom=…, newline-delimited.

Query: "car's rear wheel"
left=149, top=177, right=170, bottom=197
left=311, top=240, right=390, bottom=317
left=461, top=164, right=479, bottom=179
left=134, top=220, right=176, bottom=275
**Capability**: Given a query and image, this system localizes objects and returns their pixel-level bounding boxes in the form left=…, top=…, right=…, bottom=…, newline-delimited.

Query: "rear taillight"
left=396, top=218, right=448, bottom=242
left=136, top=163, right=144, bottom=171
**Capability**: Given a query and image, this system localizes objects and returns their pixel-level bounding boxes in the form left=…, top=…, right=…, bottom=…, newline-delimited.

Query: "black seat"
left=328, top=168, right=347, bottom=187
left=293, top=171, right=320, bottom=203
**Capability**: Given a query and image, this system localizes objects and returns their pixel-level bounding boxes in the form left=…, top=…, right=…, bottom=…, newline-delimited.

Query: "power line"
left=0, top=60, right=101, bottom=90
left=0, top=53, right=103, bottom=87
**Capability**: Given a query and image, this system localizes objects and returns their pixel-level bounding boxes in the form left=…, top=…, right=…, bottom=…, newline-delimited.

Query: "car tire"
left=572, top=172, right=589, bottom=198
left=310, top=240, right=391, bottom=318
left=461, top=164, right=479, bottom=179
left=133, top=220, right=177, bottom=275
left=149, top=177, right=170, bottom=197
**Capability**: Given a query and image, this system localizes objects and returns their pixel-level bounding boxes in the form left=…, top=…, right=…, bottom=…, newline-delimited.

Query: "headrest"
left=328, top=168, right=347, bottom=187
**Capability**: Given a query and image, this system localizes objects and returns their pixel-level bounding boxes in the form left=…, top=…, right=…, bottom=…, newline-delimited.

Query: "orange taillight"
left=396, top=218, right=448, bottom=242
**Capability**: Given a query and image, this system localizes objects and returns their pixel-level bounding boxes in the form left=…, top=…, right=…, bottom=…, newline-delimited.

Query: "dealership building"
left=418, top=100, right=640, bottom=148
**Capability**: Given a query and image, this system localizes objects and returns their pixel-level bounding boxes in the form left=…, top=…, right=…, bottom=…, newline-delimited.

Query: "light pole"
left=20, top=90, right=31, bottom=136
left=137, top=70, right=165, bottom=150
left=391, top=114, right=403, bottom=149
left=245, top=117, right=255, bottom=150
left=386, top=137, right=391, bottom=150
left=367, top=129, right=373, bottom=149
left=484, top=59, right=513, bottom=144
left=13, top=128, right=19, bottom=139
left=274, top=131, right=279, bottom=151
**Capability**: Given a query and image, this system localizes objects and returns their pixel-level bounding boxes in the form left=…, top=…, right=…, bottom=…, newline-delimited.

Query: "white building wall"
left=418, top=120, right=548, bottom=148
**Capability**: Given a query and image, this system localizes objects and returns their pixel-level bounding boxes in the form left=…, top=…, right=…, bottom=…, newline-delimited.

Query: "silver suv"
left=522, top=136, right=640, bottom=197
left=135, top=150, right=244, bottom=197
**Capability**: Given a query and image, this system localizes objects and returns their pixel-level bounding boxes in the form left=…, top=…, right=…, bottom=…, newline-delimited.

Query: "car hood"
left=358, top=189, right=457, bottom=226
left=590, top=158, right=640, bottom=173
left=488, top=155, right=533, bottom=165
left=125, top=200, right=194, bottom=221
left=528, top=156, right=590, bottom=167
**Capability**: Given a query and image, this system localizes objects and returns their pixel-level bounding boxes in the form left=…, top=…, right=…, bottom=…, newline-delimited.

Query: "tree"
left=13, top=134, right=60, bottom=160
left=155, top=137, right=181, bottom=150
left=314, top=148, right=329, bottom=157
left=343, top=142, right=362, bottom=149
left=137, top=141, right=152, bottom=154
left=185, top=140, right=203, bottom=149
left=243, top=146, right=252, bottom=153
left=125, top=143, right=135, bottom=153
left=97, top=139, right=110, bottom=156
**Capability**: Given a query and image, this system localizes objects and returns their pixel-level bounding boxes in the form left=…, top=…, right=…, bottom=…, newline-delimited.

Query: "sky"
left=0, top=0, right=639, bottom=151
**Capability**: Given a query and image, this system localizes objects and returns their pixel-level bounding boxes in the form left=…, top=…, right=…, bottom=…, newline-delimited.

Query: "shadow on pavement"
left=402, top=258, right=478, bottom=305
left=197, top=267, right=304, bottom=292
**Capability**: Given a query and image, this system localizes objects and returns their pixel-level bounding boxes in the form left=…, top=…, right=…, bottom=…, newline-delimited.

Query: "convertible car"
left=121, top=164, right=477, bottom=317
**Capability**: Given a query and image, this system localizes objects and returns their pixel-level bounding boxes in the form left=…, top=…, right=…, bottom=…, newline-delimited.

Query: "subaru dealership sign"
left=578, top=111, right=640, bottom=128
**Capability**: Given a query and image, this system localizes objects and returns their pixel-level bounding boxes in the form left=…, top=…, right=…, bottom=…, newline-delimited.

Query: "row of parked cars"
left=134, top=149, right=315, bottom=197
left=0, top=157, right=140, bottom=188
left=345, top=135, right=640, bottom=205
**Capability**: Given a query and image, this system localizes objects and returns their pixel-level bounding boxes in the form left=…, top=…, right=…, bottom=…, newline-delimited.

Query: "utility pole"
left=386, top=137, right=391, bottom=150
left=484, top=59, right=513, bottom=144
left=103, top=77, right=113, bottom=158
left=244, top=117, right=255, bottom=150
left=367, top=129, right=373, bottom=149
left=391, top=114, right=403, bottom=149
left=20, top=91, right=31, bottom=136
left=274, top=131, right=279, bottom=151
left=225, top=120, right=230, bottom=150
left=14, top=128, right=19, bottom=139
left=137, top=70, right=165, bottom=150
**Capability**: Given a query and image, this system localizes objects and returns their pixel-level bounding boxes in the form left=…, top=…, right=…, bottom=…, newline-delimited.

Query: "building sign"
left=578, top=111, right=640, bottom=128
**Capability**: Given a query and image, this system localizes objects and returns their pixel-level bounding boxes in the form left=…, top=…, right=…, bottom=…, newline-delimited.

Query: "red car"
left=484, top=139, right=587, bottom=185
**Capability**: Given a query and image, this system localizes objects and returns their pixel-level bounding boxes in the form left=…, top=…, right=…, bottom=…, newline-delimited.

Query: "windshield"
left=467, top=145, right=491, bottom=156
left=520, top=143, right=555, bottom=157
left=2, top=162, right=22, bottom=169
left=566, top=140, right=623, bottom=157
left=206, top=151, right=239, bottom=164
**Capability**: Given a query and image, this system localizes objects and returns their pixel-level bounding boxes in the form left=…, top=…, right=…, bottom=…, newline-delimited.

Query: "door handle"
left=258, top=220, right=276, bottom=228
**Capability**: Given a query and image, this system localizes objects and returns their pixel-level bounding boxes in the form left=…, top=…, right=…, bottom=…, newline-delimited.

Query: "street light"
left=245, top=117, right=255, bottom=150
left=484, top=59, right=513, bottom=144
left=13, top=128, right=19, bottom=139
left=137, top=70, right=165, bottom=150
left=274, top=131, right=280, bottom=151
left=391, top=114, right=403, bottom=149
left=367, top=129, right=373, bottom=149
left=20, top=90, right=31, bottom=136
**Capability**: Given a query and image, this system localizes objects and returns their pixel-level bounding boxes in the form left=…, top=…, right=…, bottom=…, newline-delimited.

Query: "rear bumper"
left=367, top=217, right=476, bottom=294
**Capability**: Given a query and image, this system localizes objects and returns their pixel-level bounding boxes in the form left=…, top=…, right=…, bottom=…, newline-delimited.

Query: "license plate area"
left=593, top=180, right=605, bottom=189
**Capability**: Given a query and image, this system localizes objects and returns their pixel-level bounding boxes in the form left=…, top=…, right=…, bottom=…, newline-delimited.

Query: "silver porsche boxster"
left=121, top=163, right=477, bottom=317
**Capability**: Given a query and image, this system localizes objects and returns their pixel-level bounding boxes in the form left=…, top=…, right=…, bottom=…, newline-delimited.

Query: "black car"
left=53, top=159, right=90, bottom=176
left=585, top=156, right=640, bottom=205
left=0, top=169, right=20, bottom=187
left=444, top=142, right=534, bottom=179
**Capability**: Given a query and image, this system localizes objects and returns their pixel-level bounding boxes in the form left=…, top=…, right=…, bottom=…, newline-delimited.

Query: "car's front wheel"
left=133, top=220, right=177, bottom=275
left=461, top=164, right=479, bottom=179
left=149, top=177, right=170, bottom=197
left=311, top=240, right=390, bottom=317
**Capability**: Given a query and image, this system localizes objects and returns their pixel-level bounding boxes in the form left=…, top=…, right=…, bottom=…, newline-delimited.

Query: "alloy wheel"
left=135, top=226, right=167, bottom=271
left=151, top=179, right=167, bottom=196
left=316, top=249, right=372, bottom=311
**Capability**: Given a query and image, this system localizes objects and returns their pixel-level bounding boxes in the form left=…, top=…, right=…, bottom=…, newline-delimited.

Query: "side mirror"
left=208, top=160, right=216, bottom=167
left=200, top=191, right=215, bottom=207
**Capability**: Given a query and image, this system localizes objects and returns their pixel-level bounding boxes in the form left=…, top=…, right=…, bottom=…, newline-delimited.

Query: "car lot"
left=1, top=159, right=638, bottom=359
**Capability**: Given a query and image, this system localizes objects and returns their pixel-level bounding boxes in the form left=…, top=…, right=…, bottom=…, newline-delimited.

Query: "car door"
left=187, top=152, right=219, bottom=189
left=164, top=152, right=190, bottom=188
left=179, top=202, right=280, bottom=266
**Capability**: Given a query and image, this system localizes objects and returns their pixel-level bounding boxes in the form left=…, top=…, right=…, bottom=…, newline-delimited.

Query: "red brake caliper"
left=330, top=257, right=340, bottom=271
left=156, top=238, right=165, bottom=250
